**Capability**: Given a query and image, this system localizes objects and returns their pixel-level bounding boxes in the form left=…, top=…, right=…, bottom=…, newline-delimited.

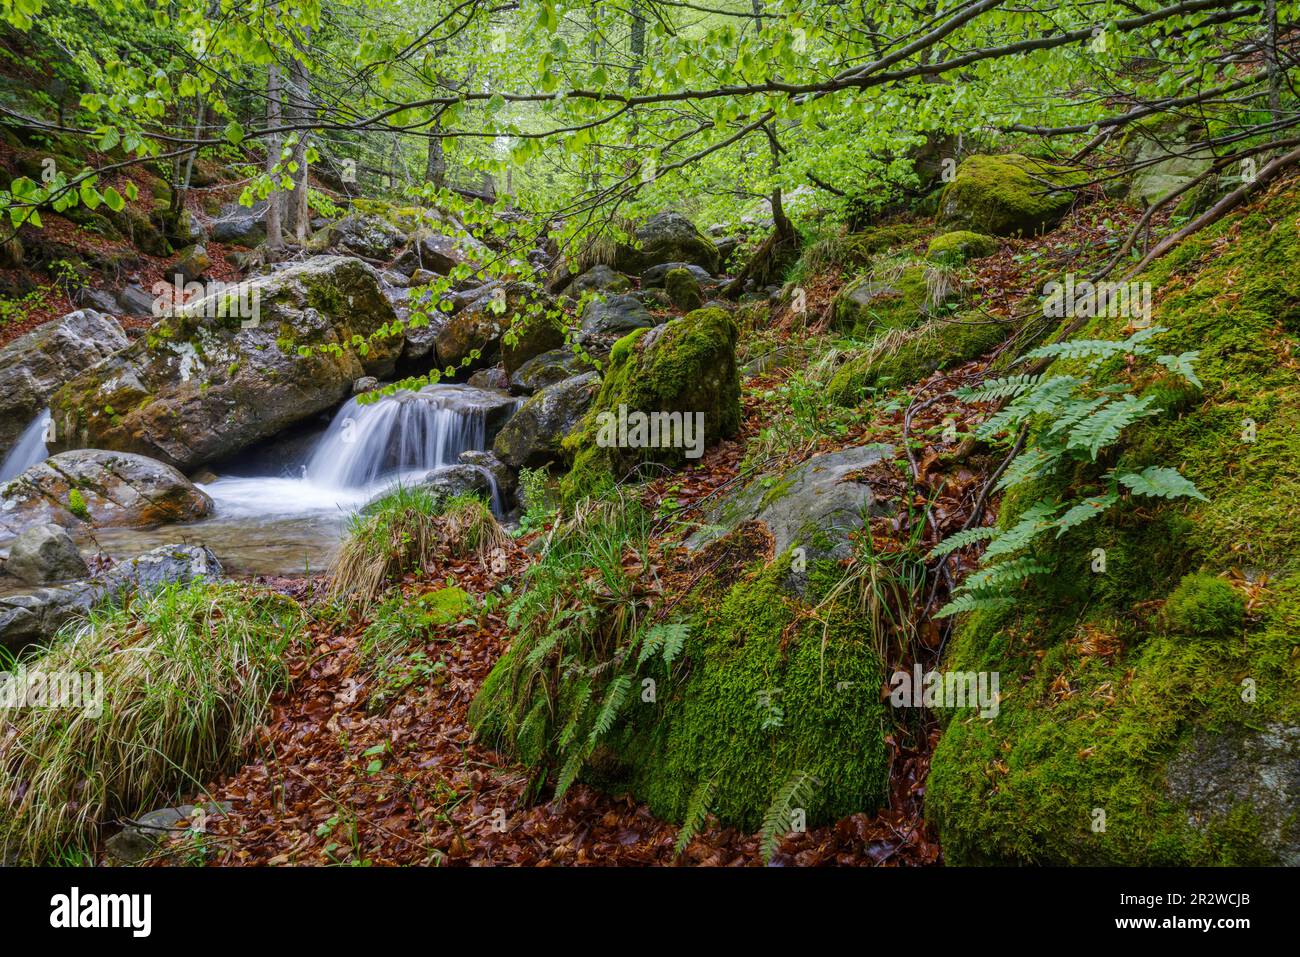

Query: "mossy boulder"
left=613, top=211, right=719, bottom=275
left=492, top=372, right=600, bottom=469
left=938, top=154, right=1087, bottom=237
left=48, top=257, right=402, bottom=472
left=561, top=307, right=740, bottom=500
left=827, top=313, right=1012, bottom=403
left=925, top=185, right=1300, bottom=865
left=926, top=230, right=999, bottom=265
left=830, top=263, right=951, bottom=338
left=663, top=267, right=704, bottom=311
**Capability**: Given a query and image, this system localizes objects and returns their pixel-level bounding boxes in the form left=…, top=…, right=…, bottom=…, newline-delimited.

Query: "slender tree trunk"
left=265, top=63, right=284, bottom=253
left=284, top=27, right=313, bottom=244
left=425, top=125, right=446, bottom=188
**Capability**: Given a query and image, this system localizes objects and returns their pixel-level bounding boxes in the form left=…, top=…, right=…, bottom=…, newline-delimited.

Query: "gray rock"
left=392, top=227, right=489, bottom=276
left=0, top=309, right=128, bottom=452
left=102, top=802, right=232, bottom=865
left=509, top=348, right=591, bottom=395
left=323, top=213, right=408, bottom=260
left=210, top=201, right=268, bottom=246
left=0, top=544, right=222, bottom=654
left=117, top=284, right=156, bottom=316
left=459, top=449, right=517, bottom=499
left=0, top=450, right=214, bottom=549
left=175, top=243, right=210, bottom=283
left=48, top=257, right=403, bottom=472
left=686, top=443, right=897, bottom=589
left=578, top=294, right=654, bottom=359
left=1165, top=723, right=1300, bottom=865
left=614, top=211, right=720, bottom=275
left=493, top=372, right=599, bottom=469
left=570, top=264, right=632, bottom=297
left=415, top=463, right=496, bottom=503
left=75, top=287, right=121, bottom=315
left=4, top=523, right=88, bottom=584
left=434, top=282, right=549, bottom=372
left=467, top=366, right=510, bottom=391
left=641, top=262, right=712, bottom=289
left=353, top=376, right=380, bottom=395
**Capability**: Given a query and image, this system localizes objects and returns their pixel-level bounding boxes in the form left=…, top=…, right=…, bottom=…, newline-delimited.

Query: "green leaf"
left=1118, top=466, right=1207, bottom=501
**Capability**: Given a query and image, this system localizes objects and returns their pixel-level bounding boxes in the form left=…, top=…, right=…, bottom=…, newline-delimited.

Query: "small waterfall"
left=0, top=409, right=51, bottom=483
left=304, top=386, right=497, bottom=489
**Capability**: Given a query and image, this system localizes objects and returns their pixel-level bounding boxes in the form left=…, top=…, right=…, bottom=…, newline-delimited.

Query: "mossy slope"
left=927, top=184, right=1300, bottom=865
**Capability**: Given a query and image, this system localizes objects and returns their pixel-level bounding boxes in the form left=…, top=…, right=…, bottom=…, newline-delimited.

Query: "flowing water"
left=1, top=385, right=516, bottom=580
left=0, top=409, right=50, bottom=483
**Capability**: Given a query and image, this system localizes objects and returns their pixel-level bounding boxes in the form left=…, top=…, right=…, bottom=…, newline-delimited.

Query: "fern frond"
left=1155, top=352, right=1202, bottom=388
left=957, top=555, right=1050, bottom=594
left=995, top=444, right=1065, bottom=491
left=1064, top=394, right=1160, bottom=459
left=1118, top=466, right=1207, bottom=501
left=934, top=591, right=1017, bottom=618
left=1054, top=493, right=1119, bottom=537
left=928, top=525, right=997, bottom=560
left=585, top=673, right=632, bottom=749
left=759, top=771, right=817, bottom=864
left=980, top=501, right=1060, bottom=561
left=674, top=778, right=717, bottom=858
left=954, top=373, right=1040, bottom=403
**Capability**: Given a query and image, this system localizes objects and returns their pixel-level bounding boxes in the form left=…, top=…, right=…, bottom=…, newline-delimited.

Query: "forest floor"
left=141, top=198, right=1149, bottom=867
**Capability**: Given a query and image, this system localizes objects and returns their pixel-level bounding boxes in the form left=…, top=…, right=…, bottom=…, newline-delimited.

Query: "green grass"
left=0, top=581, right=304, bottom=865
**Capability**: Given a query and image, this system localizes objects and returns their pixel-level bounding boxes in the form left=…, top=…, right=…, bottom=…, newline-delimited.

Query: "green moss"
left=831, top=264, right=930, bottom=338
left=926, top=230, right=999, bottom=265
left=1162, top=573, right=1244, bottom=637
left=561, top=307, right=740, bottom=503
left=827, top=312, right=1011, bottom=403
left=938, top=154, right=1087, bottom=237
left=67, top=488, right=88, bottom=520
left=926, top=186, right=1300, bottom=865
left=664, top=267, right=704, bottom=311
left=845, top=222, right=929, bottom=259
left=420, top=586, right=474, bottom=624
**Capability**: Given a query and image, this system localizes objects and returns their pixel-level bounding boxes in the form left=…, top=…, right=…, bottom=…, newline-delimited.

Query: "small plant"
left=932, top=326, right=1206, bottom=617
left=515, top=466, right=556, bottom=533
left=67, top=488, right=89, bottom=519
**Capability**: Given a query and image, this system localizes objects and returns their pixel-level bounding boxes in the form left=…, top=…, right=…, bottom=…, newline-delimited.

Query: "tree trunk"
left=284, top=27, right=313, bottom=244
left=265, top=63, right=284, bottom=253
left=425, top=125, right=446, bottom=188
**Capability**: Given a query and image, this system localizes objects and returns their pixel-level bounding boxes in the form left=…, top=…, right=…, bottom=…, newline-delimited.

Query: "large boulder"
left=392, top=227, right=490, bottom=277
left=562, top=307, right=740, bottom=498
left=0, top=544, right=221, bottom=654
left=493, top=371, right=600, bottom=469
left=47, top=257, right=402, bottom=472
left=314, top=213, right=407, bottom=261
left=640, top=261, right=711, bottom=289
left=210, top=201, right=267, bottom=247
left=501, top=311, right=566, bottom=377
left=577, top=294, right=654, bottom=359
left=614, top=211, right=720, bottom=275
left=938, top=154, right=1086, bottom=237
left=435, top=283, right=550, bottom=372
left=0, top=309, right=128, bottom=452
left=686, top=443, right=897, bottom=587
left=0, top=450, right=213, bottom=548
left=4, top=523, right=88, bottom=584
left=568, top=264, right=631, bottom=297
left=509, top=348, right=592, bottom=395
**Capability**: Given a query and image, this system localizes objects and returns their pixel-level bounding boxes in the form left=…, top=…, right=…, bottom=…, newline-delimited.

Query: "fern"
left=934, top=591, right=1017, bottom=618
left=979, top=501, right=1060, bottom=561
left=954, top=373, right=1040, bottom=403
left=995, top=444, right=1064, bottom=491
left=637, top=620, right=690, bottom=667
left=674, top=778, right=717, bottom=858
left=1064, top=394, right=1160, bottom=458
left=1119, top=466, right=1207, bottom=501
left=1155, top=351, right=1202, bottom=388
left=927, top=525, right=997, bottom=560
left=1054, top=493, right=1120, bottom=537
left=759, top=771, right=817, bottom=864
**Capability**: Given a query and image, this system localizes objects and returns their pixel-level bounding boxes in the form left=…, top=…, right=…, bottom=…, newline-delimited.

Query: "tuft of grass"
left=0, top=581, right=303, bottom=865
left=330, top=487, right=506, bottom=610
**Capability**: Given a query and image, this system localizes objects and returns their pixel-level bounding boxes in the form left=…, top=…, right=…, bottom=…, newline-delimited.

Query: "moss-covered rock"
left=938, top=154, right=1087, bottom=237
left=830, top=265, right=929, bottom=338
left=601, top=556, right=890, bottom=830
left=613, top=211, right=719, bottom=275
left=926, top=185, right=1300, bottom=865
left=663, top=267, right=704, bottom=312
left=926, top=230, right=999, bottom=265
left=827, top=313, right=1012, bottom=403
left=560, top=307, right=740, bottom=501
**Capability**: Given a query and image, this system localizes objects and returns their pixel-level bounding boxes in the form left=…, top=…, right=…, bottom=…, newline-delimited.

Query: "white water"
left=0, top=409, right=50, bottom=483
left=201, top=385, right=509, bottom=519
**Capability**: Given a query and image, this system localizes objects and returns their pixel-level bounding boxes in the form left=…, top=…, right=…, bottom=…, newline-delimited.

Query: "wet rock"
left=509, top=348, right=591, bottom=395
left=4, top=523, right=88, bottom=584
left=664, top=267, right=704, bottom=311
left=175, top=243, right=210, bottom=283
left=0, top=544, right=222, bottom=654
left=578, top=294, right=654, bottom=359
left=0, top=309, right=128, bottom=452
left=48, top=257, right=402, bottom=472
left=392, top=227, right=489, bottom=276
left=117, top=284, right=156, bottom=316
left=467, top=367, right=510, bottom=390
left=569, top=264, right=632, bottom=297
left=493, top=372, right=599, bottom=469
left=318, top=213, right=408, bottom=260
left=459, top=449, right=516, bottom=499
left=210, top=200, right=267, bottom=247
left=0, top=449, right=214, bottom=548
